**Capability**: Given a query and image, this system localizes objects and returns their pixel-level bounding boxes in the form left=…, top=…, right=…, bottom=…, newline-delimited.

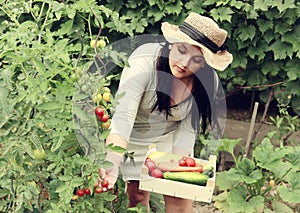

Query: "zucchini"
left=202, top=166, right=214, bottom=178
left=163, top=172, right=209, bottom=186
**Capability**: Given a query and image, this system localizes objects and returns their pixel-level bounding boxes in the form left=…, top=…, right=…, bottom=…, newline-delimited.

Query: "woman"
left=96, top=12, right=233, bottom=212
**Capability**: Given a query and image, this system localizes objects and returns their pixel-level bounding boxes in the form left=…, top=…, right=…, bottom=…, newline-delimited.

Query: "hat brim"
left=161, top=22, right=233, bottom=71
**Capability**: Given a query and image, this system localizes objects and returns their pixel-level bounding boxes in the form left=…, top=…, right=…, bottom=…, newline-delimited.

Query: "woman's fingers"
left=95, top=167, right=118, bottom=190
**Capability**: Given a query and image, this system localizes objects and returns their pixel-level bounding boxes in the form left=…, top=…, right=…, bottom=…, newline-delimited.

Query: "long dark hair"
left=152, top=42, right=215, bottom=134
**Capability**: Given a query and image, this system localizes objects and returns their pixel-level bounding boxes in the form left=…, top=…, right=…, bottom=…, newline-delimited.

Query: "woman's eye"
left=193, top=57, right=204, bottom=64
left=178, top=46, right=186, bottom=54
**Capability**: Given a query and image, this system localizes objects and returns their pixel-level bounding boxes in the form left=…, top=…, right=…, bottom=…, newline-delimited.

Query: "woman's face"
left=169, top=43, right=205, bottom=79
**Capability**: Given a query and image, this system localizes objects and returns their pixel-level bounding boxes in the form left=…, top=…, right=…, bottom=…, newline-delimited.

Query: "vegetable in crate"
left=163, top=172, right=209, bottom=186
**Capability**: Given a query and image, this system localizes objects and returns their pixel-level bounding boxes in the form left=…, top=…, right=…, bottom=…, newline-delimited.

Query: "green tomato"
left=97, top=39, right=106, bottom=48
left=90, top=39, right=97, bottom=48
left=33, top=149, right=46, bottom=160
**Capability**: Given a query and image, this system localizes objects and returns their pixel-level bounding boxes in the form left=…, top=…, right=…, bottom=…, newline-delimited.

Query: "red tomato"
left=185, top=157, right=196, bottom=167
left=84, top=188, right=91, bottom=195
left=77, top=189, right=84, bottom=197
left=99, top=114, right=109, bottom=122
left=181, top=156, right=188, bottom=161
left=101, top=179, right=109, bottom=188
left=95, top=187, right=103, bottom=194
left=145, top=157, right=152, bottom=162
left=145, top=160, right=156, bottom=173
left=150, top=168, right=163, bottom=178
left=95, top=107, right=105, bottom=117
left=178, top=159, right=187, bottom=167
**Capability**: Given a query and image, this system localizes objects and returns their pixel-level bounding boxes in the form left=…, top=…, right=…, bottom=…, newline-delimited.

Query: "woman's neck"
left=170, top=76, right=194, bottom=106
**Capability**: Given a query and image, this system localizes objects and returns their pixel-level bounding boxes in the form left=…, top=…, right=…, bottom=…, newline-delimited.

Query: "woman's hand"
left=94, top=149, right=123, bottom=190
left=94, top=167, right=119, bottom=190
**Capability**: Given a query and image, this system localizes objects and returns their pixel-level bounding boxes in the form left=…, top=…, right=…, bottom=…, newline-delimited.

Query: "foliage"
left=214, top=108, right=300, bottom=213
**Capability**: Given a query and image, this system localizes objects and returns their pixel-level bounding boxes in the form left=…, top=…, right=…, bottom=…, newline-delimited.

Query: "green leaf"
left=261, top=61, right=281, bottom=76
left=253, top=0, right=274, bottom=11
left=106, top=143, right=126, bottom=153
left=227, top=186, right=264, bottom=212
left=268, top=40, right=293, bottom=60
left=210, top=7, right=233, bottom=22
left=273, top=0, right=296, bottom=13
left=253, top=138, right=291, bottom=174
left=213, top=191, right=231, bottom=212
left=217, top=138, right=241, bottom=156
left=247, top=40, right=267, bottom=60
left=272, top=200, right=294, bottom=213
left=227, top=158, right=262, bottom=184
left=282, top=24, right=300, bottom=54
left=237, top=24, right=256, bottom=41
left=284, top=81, right=300, bottom=95
left=291, top=96, right=300, bottom=114
left=165, top=0, right=183, bottom=15
left=257, top=19, right=273, bottom=34
left=147, top=7, right=165, bottom=22
left=278, top=172, right=300, bottom=203
left=216, top=171, right=236, bottom=191
left=38, top=101, right=62, bottom=111
left=51, top=133, right=64, bottom=152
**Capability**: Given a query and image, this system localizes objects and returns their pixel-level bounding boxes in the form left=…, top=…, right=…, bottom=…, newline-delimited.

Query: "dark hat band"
left=179, top=22, right=227, bottom=53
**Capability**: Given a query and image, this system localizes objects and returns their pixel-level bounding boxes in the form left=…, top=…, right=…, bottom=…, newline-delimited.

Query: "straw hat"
left=161, top=12, right=233, bottom=71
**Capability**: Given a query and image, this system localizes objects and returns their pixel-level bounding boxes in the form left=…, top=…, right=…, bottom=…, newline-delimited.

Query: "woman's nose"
left=181, top=57, right=190, bottom=67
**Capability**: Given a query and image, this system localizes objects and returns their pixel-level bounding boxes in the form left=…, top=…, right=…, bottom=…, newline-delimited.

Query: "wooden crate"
left=139, top=145, right=216, bottom=203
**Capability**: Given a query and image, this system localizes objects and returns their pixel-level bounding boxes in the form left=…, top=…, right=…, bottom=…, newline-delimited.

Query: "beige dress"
left=109, top=43, right=196, bottom=181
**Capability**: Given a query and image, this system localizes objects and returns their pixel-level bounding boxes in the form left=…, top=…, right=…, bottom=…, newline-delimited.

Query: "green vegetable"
left=163, top=172, right=209, bottom=186
left=202, top=166, right=214, bottom=178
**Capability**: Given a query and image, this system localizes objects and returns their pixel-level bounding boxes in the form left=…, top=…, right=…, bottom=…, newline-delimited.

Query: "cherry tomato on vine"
left=84, top=188, right=91, bottom=195
left=102, top=92, right=111, bottom=102
left=77, top=189, right=84, bottom=197
left=101, top=179, right=109, bottom=188
left=99, top=114, right=109, bottom=122
left=95, top=187, right=103, bottom=194
left=95, top=107, right=105, bottom=117
left=101, top=121, right=111, bottom=129
left=269, top=180, right=275, bottom=187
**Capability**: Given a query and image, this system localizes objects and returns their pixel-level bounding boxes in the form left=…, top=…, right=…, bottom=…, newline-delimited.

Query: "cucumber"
left=163, top=172, right=209, bottom=186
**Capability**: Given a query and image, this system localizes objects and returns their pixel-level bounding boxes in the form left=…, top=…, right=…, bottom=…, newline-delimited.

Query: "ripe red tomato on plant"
left=95, top=187, right=103, bottom=194
left=84, top=188, right=91, bottom=195
left=185, top=157, right=196, bottom=167
left=150, top=168, right=163, bottom=178
left=77, top=189, right=84, bottom=197
left=95, top=107, right=105, bottom=117
left=101, top=179, right=109, bottom=188
left=99, top=114, right=109, bottom=122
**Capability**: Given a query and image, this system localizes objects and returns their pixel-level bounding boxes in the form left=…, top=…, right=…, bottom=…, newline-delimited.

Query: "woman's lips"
left=175, top=65, right=185, bottom=73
